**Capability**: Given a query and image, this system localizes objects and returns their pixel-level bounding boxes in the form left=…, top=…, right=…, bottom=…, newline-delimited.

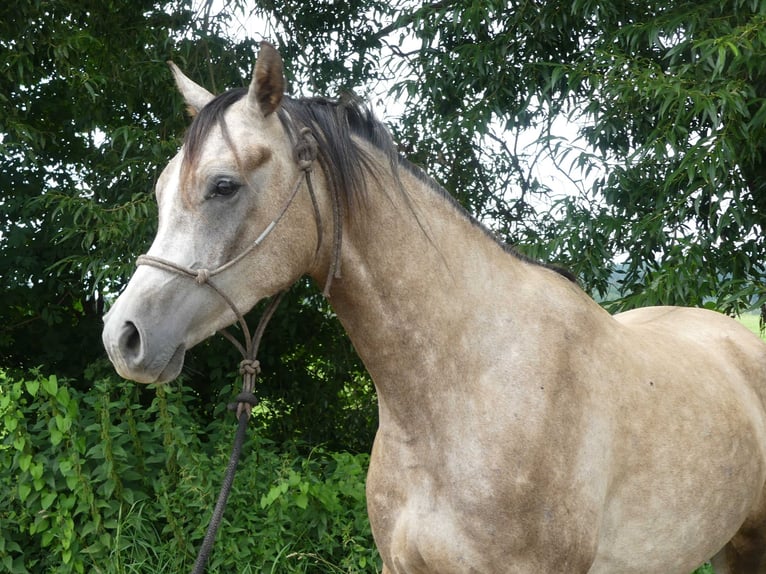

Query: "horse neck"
left=317, top=162, right=542, bottom=408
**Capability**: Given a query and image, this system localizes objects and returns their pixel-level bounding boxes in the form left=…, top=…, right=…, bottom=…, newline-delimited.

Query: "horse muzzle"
left=102, top=310, right=187, bottom=384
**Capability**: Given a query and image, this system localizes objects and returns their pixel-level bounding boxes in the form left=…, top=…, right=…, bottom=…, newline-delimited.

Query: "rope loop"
left=238, top=358, right=261, bottom=376
left=227, top=392, right=259, bottom=422
left=294, top=127, right=317, bottom=172
left=227, top=391, right=259, bottom=412
left=234, top=391, right=259, bottom=406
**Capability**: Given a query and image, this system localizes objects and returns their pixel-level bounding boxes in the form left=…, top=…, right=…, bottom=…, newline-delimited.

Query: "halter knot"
left=239, top=359, right=261, bottom=376
left=233, top=391, right=259, bottom=406
left=294, top=127, right=317, bottom=172
left=195, top=268, right=210, bottom=285
left=227, top=391, right=259, bottom=420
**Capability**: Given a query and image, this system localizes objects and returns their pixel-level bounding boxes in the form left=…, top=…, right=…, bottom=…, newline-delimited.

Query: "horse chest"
left=367, top=471, right=504, bottom=573
left=366, top=429, right=603, bottom=574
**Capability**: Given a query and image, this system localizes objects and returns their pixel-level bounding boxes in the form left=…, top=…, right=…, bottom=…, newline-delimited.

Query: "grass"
left=737, top=311, right=765, bottom=339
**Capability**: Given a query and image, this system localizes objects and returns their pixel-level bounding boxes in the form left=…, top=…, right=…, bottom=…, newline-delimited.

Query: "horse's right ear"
left=248, top=41, right=284, bottom=118
left=168, top=61, right=215, bottom=116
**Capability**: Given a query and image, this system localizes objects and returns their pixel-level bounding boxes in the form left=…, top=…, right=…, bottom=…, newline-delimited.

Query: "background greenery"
left=0, top=366, right=378, bottom=573
left=1, top=0, right=764, bottom=571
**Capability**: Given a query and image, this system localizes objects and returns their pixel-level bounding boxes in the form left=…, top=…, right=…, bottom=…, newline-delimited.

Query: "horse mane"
left=181, top=88, right=576, bottom=283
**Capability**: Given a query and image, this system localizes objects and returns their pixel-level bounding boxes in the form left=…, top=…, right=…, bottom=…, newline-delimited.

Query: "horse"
left=102, top=42, right=766, bottom=573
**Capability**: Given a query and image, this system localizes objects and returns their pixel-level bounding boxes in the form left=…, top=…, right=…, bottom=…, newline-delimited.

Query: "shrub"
left=0, top=366, right=380, bottom=573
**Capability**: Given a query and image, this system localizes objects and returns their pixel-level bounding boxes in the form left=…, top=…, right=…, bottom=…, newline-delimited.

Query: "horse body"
left=101, top=43, right=766, bottom=572
left=323, top=160, right=766, bottom=573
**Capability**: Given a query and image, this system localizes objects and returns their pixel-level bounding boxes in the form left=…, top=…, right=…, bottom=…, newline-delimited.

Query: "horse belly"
left=592, top=447, right=764, bottom=574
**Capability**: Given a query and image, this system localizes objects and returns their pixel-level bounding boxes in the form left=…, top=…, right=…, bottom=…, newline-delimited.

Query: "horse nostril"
left=122, top=321, right=141, bottom=356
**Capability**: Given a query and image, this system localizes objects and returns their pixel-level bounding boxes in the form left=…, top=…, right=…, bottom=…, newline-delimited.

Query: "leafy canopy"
left=2, top=0, right=765, bottom=448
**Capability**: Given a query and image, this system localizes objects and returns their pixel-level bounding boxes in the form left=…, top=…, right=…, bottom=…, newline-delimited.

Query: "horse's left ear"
left=248, top=41, right=284, bottom=118
left=168, top=61, right=215, bottom=116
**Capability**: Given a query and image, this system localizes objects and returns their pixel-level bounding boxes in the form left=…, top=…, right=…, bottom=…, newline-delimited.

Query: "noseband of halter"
left=135, top=126, right=343, bottom=410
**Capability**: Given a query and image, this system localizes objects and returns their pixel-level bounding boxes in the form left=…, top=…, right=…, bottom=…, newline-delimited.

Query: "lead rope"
left=190, top=291, right=284, bottom=574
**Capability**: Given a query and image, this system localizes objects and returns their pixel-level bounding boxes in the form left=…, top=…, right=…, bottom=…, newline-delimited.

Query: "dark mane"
left=182, top=88, right=248, bottom=182
left=278, top=95, right=401, bottom=215
left=181, top=88, right=576, bottom=283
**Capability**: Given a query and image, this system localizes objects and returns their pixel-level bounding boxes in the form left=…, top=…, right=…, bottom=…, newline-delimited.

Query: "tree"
left=0, top=0, right=375, bottom=450
left=253, top=0, right=766, bottom=311
left=3, top=0, right=764, bottom=450
left=1, top=0, right=188, bottom=376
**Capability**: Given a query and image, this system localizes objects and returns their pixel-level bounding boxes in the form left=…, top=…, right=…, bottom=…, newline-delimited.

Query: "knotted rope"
left=190, top=292, right=284, bottom=574
left=293, top=126, right=342, bottom=296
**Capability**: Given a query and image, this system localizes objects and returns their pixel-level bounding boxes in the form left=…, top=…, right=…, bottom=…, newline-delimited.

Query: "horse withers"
left=102, top=42, right=766, bottom=573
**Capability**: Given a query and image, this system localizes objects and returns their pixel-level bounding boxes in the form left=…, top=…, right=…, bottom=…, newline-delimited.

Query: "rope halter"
left=135, top=127, right=322, bottom=418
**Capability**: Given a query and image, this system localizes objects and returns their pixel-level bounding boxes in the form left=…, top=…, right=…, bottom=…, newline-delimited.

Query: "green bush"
left=0, top=366, right=380, bottom=573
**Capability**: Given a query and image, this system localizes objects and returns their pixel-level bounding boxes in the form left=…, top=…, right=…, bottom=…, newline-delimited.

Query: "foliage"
left=0, top=0, right=186, bottom=377
left=0, top=366, right=379, bottom=573
left=546, top=0, right=766, bottom=311
left=0, top=363, right=724, bottom=574
left=253, top=0, right=766, bottom=312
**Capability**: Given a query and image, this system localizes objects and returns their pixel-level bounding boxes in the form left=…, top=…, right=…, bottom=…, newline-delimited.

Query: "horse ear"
left=248, top=41, right=284, bottom=117
left=167, top=61, right=215, bottom=116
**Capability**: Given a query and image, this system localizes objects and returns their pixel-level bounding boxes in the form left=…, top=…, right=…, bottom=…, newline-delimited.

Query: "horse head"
left=102, top=42, right=328, bottom=384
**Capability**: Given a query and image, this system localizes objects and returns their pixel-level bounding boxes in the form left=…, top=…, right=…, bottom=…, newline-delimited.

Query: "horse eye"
left=210, top=178, right=241, bottom=198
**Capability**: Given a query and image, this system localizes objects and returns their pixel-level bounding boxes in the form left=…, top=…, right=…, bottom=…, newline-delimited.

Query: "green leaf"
left=50, top=428, right=64, bottom=446
left=42, top=375, right=58, bottom=397
left=5, top=415, right=18, bottom=432
left=12, top=434, right=25, bottom=451
left=18, top=453, right=32, bottom=472
left=58, top=459, right=73, bottom=475
left=30, top=462, right=44, bottom=481
left=57, top=386, right=71, bottom=408
left=18, top=483, right=31, bottom=502
left=55, top=414, right=72, bottom=433
left=41, top=492, right=56, bottom=510
left=25, top=378, right=40, bottom=397
left=294, top=492, right=309, bottom=509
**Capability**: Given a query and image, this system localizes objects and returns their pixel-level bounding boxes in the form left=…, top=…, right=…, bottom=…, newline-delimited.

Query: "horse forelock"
left=179, top=88, right=247, bottom=204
